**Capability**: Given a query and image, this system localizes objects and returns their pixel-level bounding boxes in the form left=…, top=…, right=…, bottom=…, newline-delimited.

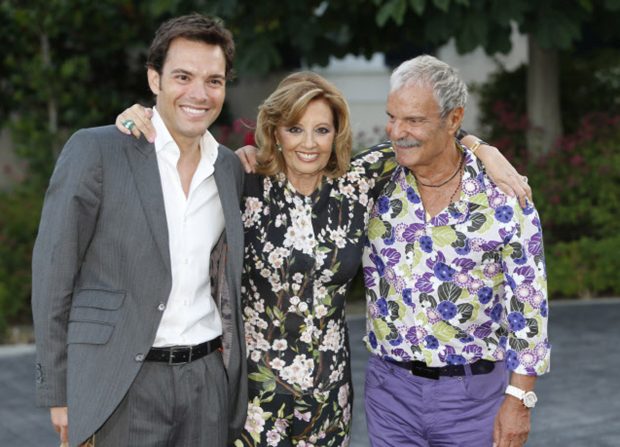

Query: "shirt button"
left=135, top=353, right=144, bottom=362
left=158, top=303, right=166, bottom=311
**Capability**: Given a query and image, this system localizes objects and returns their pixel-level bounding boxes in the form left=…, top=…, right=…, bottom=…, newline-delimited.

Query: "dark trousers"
left=94, top=350, right=229, bottom=447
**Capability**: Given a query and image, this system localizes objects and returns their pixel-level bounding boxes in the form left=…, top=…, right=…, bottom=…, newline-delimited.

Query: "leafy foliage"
left=372, top=0, right=620, bottom=159
left=474, top=47, right=620, bottom=166
left=475, top=57, right=620, bottom=298
left=373, top=0, right=620, bottom=55
left=0, top=185, right=43, bottom=335
left=0, top=0, right=202, bottom=340
left=531, top=114, right=620, bottom=245
left=2, top=0, right=620, bottom=338
left=546, top=235, right=620, bottom=298
left=1, top=0, right=166, bottom=184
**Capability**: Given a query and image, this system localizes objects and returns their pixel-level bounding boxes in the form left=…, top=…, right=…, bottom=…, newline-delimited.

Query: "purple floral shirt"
left=362, top=144, right=550, bottom=376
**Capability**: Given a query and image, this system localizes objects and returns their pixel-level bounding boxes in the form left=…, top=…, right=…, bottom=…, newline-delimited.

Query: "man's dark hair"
left=146, top=13, right=235, bottom=79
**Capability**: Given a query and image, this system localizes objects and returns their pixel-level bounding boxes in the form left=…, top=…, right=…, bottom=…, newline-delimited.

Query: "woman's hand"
left=115, top=104, right=156, bottom=143
left=236, top=145, right=258, bottom=174
left=461, top=135, right=532, bottom=208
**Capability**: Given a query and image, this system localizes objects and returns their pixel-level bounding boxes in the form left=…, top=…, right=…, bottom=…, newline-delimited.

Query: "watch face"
left=523, top=391, right=538, bottom=408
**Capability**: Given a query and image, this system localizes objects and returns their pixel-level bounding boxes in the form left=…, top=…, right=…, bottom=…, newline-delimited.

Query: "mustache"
left=392, top=139, right=422, bottom=148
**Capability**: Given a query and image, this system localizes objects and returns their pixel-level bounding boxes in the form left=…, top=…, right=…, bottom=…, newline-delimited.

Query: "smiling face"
left=386, top=82, right=462, bottom=170
left=275, top=98, right=335, bottom=194
left=147, top=37, right=226, bottom=150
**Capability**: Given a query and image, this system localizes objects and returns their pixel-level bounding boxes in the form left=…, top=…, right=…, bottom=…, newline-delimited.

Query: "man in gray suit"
left=31, top=14, right=246, bottom=447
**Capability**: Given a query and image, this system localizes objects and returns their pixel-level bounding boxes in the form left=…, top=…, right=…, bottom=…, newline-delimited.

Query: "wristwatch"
left=505, top=385, right=538, bottom=408
left=468, top=138, right=487, bottom=156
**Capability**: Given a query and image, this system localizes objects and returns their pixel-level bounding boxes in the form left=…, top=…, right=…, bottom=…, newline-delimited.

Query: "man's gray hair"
left=390, top=55, right=468, bottom=118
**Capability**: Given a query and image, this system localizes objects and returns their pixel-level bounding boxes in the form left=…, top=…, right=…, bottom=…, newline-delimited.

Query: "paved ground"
left=2, top=299, right=619, bottom=446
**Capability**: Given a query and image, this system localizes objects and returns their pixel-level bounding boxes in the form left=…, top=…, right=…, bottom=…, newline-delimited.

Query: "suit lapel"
left=213, top=145, right=242, bottom=282
left=125, top=138, right=171, bottom=273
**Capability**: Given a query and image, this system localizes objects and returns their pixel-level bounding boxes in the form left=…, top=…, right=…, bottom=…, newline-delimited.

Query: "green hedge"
left=0, top=185, right=43, bottom=336
left=546, top=236, right=620, bottom=298
left=474, top=48, right=620, bottom=299
left=528, top=118, right=620, bottom=298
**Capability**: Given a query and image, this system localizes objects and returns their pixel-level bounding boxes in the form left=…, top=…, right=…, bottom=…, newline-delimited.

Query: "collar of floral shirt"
left=391, top=140, right=497, bottom=228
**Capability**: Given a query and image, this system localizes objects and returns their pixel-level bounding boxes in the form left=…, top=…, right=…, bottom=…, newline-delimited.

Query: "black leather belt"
left=388, top=358, right=495, bottom=380
left=145, top=337, right=222, bottom=365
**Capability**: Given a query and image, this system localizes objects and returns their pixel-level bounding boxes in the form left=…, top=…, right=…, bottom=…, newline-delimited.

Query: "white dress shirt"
left=151, top=108, right=224, bottom=347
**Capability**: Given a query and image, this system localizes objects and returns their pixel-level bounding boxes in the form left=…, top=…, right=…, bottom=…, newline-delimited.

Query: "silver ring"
left=122, top=119, right=136, bottom=131
left=522, top=176, right=528, bottom=184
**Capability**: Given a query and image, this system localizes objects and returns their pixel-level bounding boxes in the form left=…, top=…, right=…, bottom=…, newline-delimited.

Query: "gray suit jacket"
left=31, top=126, right=247, bottom=446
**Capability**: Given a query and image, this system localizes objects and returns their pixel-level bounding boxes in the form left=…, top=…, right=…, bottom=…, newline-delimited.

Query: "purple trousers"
left=364, top=355, right=508, bottom=447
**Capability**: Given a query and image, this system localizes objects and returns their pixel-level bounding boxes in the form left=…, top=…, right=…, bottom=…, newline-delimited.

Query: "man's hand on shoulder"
left=493, top=396, right=531, bottom=447
left=115, top=104, right=156, bottom=143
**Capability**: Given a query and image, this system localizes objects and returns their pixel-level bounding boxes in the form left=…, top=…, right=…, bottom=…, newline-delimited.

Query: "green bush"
left=475, top=52, right=620, bottom=299
left=546, top=236, right=620, bottom=298
left=473, top=47, right=620, bottom=166
left=0, top=184, right=44, bottom=337
left=528, top=117, right=620, bottom=298
left=530, top=115, right=620, bottom=242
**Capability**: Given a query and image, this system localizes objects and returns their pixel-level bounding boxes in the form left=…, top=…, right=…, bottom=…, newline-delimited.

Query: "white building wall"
left=311, top=53, right=391, bottom=148
left=437, top=26, right=528, bottom=133
left=219, top=27, right=529, bottom=148
left=316, top=26, right=527, bottom=143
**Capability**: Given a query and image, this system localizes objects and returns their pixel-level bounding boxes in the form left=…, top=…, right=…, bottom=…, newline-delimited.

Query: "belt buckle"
left=168, top=346, right=192, bottom=365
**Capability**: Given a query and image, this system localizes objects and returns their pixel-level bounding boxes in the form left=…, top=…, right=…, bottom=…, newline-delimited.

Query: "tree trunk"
left=526, top=37, right=563, bottom=159
left=40, top=32, right=58, bottom=135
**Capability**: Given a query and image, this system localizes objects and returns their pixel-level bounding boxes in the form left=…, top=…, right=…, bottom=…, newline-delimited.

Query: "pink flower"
left=294, top=409, right=311, bottom=422
left=569, top=155, right=584, bottom=167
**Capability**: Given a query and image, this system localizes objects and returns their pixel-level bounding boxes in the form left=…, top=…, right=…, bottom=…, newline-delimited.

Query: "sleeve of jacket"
left=31, top=129, right=103, bottom=407
left=227, top=152, right=248, bottom=442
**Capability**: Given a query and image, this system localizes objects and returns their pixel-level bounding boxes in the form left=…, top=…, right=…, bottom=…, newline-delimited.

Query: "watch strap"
left=506, top=385, right=537, bottom=408
left=469, top=138, right=487, bottom=155
left=505, top=384, right=525, bottom=400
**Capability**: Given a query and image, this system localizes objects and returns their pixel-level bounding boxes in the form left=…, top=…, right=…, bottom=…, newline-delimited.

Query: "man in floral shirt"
left=362, top=55, right=549, bottom=447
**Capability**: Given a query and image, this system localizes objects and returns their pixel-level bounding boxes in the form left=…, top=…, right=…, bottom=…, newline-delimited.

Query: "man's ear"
left=147, top=68, right=161, bottom=96
left=447, top=107, right=464, bottom=135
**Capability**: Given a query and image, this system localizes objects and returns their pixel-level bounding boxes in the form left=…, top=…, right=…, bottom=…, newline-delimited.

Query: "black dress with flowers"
left=236, top=144, right=395, bottom=445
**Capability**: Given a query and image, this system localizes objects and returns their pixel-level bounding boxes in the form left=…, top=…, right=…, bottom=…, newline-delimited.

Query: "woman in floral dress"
left=115, top=72, right=529, bottom=447
left=237, top=72, right=396, bottom=447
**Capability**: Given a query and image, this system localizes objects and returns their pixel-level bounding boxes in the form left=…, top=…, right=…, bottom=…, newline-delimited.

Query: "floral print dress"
left=235, top=145, right=395, bottom=446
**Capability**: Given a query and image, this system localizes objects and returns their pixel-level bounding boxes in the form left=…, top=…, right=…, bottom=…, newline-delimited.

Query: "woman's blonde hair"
left=255, top=71, right=352, bottom=178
